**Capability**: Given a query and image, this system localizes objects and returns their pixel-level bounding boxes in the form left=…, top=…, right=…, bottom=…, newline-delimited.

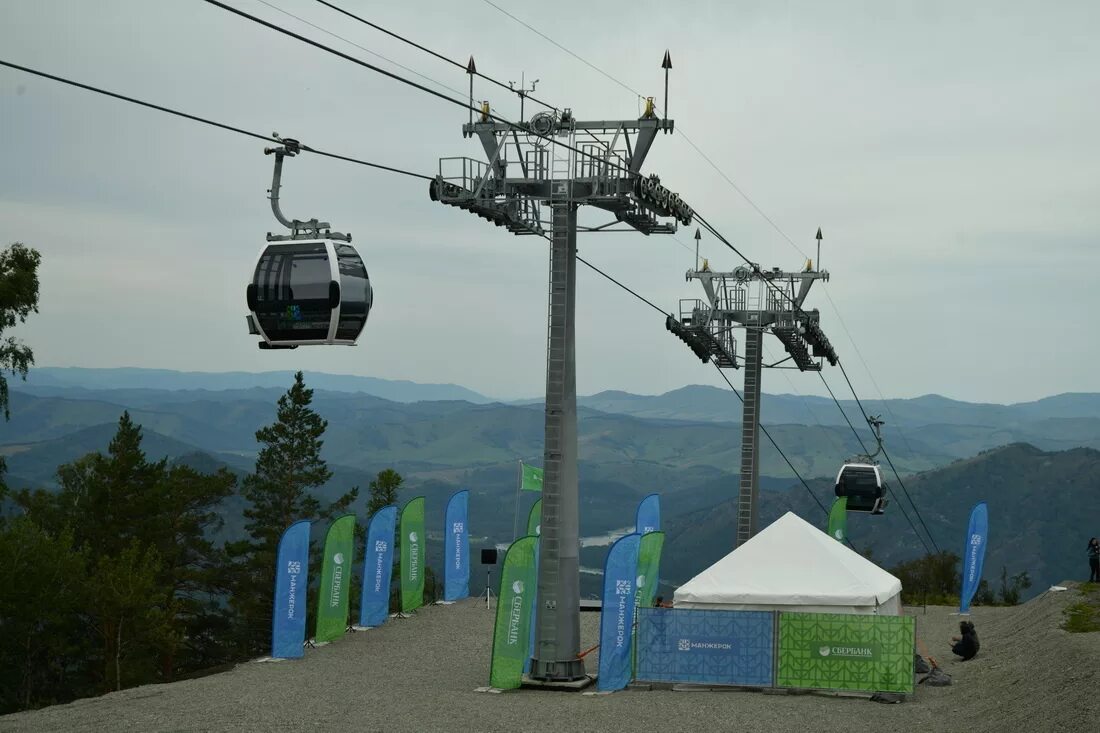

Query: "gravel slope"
left=3, top=586, right=1096, bottom=733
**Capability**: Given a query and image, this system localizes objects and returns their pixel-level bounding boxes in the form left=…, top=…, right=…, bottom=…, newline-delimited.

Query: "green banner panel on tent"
left=400, top=496, right=426, bottom=613
left=315, top=514, right=356, bottom=643
left=777, top=612, right=914, bottom=694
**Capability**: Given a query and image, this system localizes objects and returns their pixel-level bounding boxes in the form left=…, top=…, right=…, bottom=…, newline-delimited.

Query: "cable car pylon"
left=245, top=135, right=373, bottom=349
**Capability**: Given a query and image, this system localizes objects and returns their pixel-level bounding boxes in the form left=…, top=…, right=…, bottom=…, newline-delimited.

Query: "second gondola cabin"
left=246, top=239, right=372, bottom=348
left=834, top=463, right=888, bottom=515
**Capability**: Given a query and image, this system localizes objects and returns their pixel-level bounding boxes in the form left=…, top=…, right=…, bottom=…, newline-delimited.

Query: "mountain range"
left=3, top=367, right=1098, bottom=599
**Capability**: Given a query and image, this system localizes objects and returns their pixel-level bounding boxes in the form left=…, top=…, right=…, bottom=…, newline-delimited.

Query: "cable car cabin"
left=245, top=239, right=372, bottom=348
left=835, top=463, right=888, bottom=514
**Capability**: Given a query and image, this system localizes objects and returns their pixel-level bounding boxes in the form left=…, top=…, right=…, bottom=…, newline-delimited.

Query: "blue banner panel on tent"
left=635, top=608, right=775, bottom=687
left=272, top=520, right=310, bottom=658
left=360, top=505, right=397, bottom=627
left=444, top=490, right=470, bottom=601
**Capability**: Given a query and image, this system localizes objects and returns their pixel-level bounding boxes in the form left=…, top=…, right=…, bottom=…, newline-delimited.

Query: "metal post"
left=530, top=202, right=585, bottom=682
left=737, top=324, right=764, bottom=546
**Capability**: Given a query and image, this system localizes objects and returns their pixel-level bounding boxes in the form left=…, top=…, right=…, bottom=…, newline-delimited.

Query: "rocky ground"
left=3, top=584, right=1097, bottom=733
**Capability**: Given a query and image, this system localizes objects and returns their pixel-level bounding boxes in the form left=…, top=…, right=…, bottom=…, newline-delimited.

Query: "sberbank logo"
left=811, top=642, right=879, bottom=660
left=409, top=531, right=419, bottom=543
left=833, top=529, right=843, bottom=539
left=512, top=580, right=525, bottom=594
left=333, top=553, right=344, bottom=565
left=636, top=574, right=646, bottom=588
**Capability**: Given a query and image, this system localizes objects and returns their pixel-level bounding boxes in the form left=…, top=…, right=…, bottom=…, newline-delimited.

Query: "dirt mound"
left=911, top=581, right=1100, bottom=732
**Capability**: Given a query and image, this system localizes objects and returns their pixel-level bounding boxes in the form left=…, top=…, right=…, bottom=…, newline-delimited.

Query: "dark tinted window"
left=335, top=244, right=371, bottom=341
left=252, top=242, right=333, bottom=342
left=839, top=466, right=880, bottom=496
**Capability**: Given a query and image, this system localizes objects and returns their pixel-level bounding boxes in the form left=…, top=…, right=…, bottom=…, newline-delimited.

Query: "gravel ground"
left=3, top=585, right=1097, bottom=733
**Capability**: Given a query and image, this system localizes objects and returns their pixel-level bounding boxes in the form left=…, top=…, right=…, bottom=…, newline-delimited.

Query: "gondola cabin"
left=834, top=463, right=887, bottom=514
left=246, top=239, right=372, bottom=348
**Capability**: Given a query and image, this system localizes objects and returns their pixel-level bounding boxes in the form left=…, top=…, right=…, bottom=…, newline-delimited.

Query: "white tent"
left=673, top=512, right=903, bottom=615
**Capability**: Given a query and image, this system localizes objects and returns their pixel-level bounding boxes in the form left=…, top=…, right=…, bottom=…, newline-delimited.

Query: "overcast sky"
left=1, top=1, right=1096, bottom=403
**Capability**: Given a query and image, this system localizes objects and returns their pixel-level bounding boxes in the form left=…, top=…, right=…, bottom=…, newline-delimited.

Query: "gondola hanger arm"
left=264, top=134, right=350, bottom=242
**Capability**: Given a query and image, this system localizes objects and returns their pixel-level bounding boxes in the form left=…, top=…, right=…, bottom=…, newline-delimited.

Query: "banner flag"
left=526, top=498, right=542, bottom=537
left=315, top=514, right=356, bottom=643
left=520, top=463, right=543, bottom=492
left=827, top=497, right=848, bottom=543
left=598, top=532, right=642, bottom=692
left=489, top=535, right=539, bottom=689
left=400, top=496, right=426, bottom=613
left=959, top=501, right=989, bottom=614
left=444, top=490, right=470, bottom=601
left=635, top=531, right=665, bottom=610
left=359, top=505, right=397, bottom=627
left=635, top=493, right=660, bottom=534
left=272, top=520, right=310, bottom=658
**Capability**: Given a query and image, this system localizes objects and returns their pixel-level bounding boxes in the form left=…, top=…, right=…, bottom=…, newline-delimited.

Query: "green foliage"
left=423, top=565, right=439, bottom=606
left=889, top=551, right=961, bottom=605
left=0, top=518, right=87, bottom=713
left=998, top=566, right=1032, bottom=606
left=1, top=412, right=235, bottom=712
left=226, top=371, right=356, bottom=655
left=367, top=468, right=403, bottom=517
left=0, top=242, right=41, bottom=421
left=1063, top=584, right=1100, bottom=633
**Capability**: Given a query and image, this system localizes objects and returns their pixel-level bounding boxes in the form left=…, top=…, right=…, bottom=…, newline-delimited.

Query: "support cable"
left=819, top=370, right=933, bottom=556
left=834, top=359, right=941, bottom=553
left=257, top=0, right=470, bottom=100
left=316, top=0, right=560, bottom=112
left=0, top=59, right=431, bottom=180
left=469, top=0, right=946, bottom=556
left=198, top=0, right=633, bottom=175
left=712, top=365, right=828, bottom=517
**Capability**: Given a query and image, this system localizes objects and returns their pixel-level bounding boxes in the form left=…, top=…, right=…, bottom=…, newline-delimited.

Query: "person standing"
left=1088, top=538, right=1100, bottom=583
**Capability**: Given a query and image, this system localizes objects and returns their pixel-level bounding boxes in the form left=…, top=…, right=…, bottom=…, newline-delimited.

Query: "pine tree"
left=0, top=242, right=42, bottom=421
left=367, top=468, right=403, bottom=517
left=227, top=371, right=356, bottom=654
left=8, top=412, right=236, bottom=701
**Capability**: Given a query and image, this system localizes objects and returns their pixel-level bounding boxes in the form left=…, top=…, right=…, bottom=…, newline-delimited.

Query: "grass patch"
left=1063, top=584, right=1100, bottom=633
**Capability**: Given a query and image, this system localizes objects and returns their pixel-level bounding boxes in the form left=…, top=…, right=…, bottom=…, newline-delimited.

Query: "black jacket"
left=952, top=626, right=980, bottom=660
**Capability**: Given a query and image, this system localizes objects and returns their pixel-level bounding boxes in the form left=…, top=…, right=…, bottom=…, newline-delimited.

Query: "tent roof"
left=674, top=512, right=902, bottom=608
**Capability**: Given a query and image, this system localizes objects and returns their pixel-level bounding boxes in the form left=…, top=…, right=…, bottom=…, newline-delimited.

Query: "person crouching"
left=950, top=620, right=980, bottom=661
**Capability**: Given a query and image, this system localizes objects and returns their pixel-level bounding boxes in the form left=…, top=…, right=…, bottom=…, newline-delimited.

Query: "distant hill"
left=21, top=367, right=490, bottom=404
left=579, top=385, right=1100, bottom=431
left=0, top=390, right=949, bottom=485
left=660, top=443, right=1100, bottom=600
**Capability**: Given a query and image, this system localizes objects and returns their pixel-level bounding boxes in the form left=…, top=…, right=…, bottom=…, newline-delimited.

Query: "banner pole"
left=512, top=459, right=522, bottom=540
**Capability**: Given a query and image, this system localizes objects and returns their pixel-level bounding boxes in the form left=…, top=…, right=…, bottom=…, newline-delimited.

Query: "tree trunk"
left=115, top=616, right=123, bottom=692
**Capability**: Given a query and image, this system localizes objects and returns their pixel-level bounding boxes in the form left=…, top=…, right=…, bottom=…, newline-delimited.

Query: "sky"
left=1, top=0, right=1097, bottom=403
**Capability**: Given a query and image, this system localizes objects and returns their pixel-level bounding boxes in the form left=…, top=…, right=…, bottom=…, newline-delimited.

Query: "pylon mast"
left=432, top=68, right=691, bottom=683
left=675, top=255, right=839, bottom=547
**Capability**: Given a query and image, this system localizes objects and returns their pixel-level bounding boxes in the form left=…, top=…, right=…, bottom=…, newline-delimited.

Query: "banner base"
left=521, top=674, right=595, bottom=692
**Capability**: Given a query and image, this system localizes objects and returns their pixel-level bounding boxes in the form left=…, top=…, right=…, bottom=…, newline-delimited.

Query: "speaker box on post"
left=480, top=548, right=498, bottom=565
